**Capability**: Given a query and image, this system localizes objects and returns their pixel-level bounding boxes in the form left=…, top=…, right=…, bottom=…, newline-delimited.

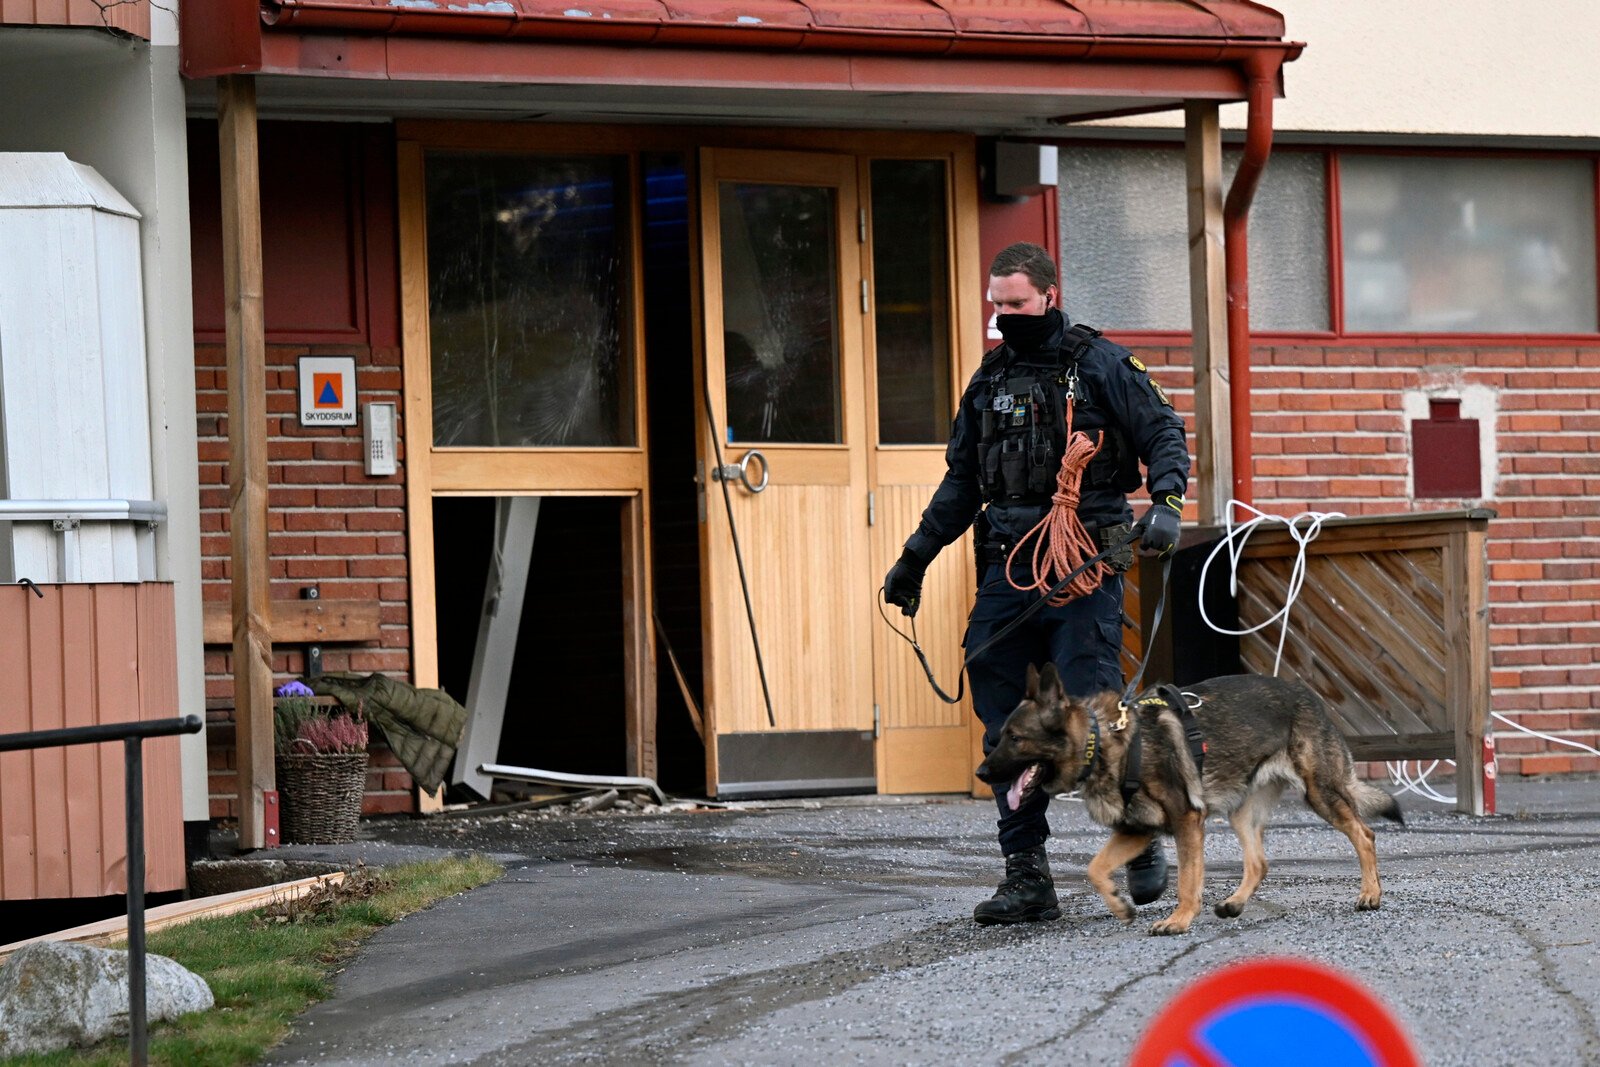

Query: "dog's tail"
left=1350, top=779, right=1405, bottom=825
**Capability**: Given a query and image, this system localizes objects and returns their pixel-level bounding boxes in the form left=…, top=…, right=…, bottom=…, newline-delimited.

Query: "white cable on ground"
left=1388, top=759, right=1456, bottom=805
left=1395, top=711, right=1600, bottom=809
left=1198, top=500, right=1344, bottom=677
left=1491, top=711, right=1600, bottom=758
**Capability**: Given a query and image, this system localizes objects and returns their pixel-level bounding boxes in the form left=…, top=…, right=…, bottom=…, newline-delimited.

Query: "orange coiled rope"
left=1007, top=397, right=1112, bottom=606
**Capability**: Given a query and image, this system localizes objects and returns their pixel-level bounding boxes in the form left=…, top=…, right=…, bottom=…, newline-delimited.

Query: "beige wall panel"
left=1093, top=1, right=1600, bottom=139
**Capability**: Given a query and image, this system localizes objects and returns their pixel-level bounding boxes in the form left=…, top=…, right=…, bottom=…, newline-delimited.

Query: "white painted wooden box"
left=0, top=154, right=155, bottom=582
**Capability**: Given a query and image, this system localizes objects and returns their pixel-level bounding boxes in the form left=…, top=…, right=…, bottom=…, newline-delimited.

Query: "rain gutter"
left=1222, top=50, right=1280, bottom=508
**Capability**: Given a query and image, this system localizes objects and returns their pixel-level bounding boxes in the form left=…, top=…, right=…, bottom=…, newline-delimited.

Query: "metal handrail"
left=0, top=714, right=203, bottom=1066
left=0, top=499, right=166, bottom=524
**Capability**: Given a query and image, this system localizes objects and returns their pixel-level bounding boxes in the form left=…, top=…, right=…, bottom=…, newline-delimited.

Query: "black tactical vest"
left=975, top=323, right=1140, bottom=506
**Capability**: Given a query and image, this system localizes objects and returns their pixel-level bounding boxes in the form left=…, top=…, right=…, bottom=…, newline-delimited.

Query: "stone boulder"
left=0, top=941, right=214, bottom=1056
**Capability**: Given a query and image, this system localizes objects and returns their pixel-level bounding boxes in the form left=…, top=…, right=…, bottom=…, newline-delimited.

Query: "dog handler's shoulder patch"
left=1123, top=354, right=1172, bottom=407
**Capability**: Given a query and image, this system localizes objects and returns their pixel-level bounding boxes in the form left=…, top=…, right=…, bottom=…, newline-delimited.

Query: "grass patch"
left=2, top=854, right=502, bottom=1067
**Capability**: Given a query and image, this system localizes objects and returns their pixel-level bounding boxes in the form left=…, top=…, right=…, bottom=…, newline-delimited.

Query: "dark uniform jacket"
left=904, top=309, right=1190, bottom=565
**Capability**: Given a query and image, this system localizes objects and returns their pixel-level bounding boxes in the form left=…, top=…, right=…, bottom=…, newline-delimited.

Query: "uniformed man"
left=884, top=242, right=1190, bottom=925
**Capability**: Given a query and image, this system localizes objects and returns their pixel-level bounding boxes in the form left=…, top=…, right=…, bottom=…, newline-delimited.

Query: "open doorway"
left=640, top=152, right=708, bottom=796
left=433, top=495, right=628, bottom=792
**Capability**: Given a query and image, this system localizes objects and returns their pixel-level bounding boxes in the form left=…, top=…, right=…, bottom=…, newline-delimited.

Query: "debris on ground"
left=256, top=864, right=390, bottom=927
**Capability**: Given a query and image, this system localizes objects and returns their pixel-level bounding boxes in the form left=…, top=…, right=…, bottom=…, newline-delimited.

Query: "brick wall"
left=1132, top=341, right=1600, bottom=780
left=197, top=341, right=416, bottom=819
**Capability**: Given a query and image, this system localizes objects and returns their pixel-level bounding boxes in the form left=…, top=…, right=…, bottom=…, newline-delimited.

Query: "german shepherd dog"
left=975, top=665, right=1403, bottom=935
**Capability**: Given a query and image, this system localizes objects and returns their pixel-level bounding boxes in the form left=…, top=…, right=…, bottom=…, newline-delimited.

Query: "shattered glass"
left=426, top=152, right=633, bottom=447
left=718, top=181, right=841, bottom=444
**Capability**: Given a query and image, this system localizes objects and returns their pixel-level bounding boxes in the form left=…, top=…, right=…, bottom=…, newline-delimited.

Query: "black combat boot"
left=1126, top=838, right=1169, bottom=905
left=973, top=845, right=1061, bottom=925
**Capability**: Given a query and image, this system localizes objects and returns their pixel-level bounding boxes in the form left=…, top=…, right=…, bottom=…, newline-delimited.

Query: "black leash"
left=879, top=527, right=1172, bottom=706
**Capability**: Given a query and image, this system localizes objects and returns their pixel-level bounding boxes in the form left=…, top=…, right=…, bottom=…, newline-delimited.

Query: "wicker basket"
left=276, top=752, right=369, bottom=844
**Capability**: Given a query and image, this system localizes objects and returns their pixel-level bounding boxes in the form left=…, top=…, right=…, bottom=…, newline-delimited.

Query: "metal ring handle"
left=738, top=450, right=770, bottom=494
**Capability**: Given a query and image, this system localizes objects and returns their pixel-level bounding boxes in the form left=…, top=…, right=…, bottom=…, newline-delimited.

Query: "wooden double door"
left=696, top=145, right=983, bottom=797
left=401, top=125, right=982, bottom=799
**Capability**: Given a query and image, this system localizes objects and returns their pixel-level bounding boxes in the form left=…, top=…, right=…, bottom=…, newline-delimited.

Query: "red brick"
left=361, top=792, right=415, bottom=816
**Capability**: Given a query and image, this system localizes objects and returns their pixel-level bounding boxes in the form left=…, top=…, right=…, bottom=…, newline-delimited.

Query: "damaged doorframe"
left=452, top=496, right=540, bottom=800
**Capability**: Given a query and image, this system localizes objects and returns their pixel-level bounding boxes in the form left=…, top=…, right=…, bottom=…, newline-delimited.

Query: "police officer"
left=884, top=243, right=1190, bottom=925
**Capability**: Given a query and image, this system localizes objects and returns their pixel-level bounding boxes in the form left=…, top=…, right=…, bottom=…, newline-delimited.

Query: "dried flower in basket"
left=291, top=715, right=368, bottom=755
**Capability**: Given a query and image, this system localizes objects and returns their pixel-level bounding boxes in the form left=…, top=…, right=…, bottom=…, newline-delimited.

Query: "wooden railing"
left=1233, top=508, right=1494, bottom=814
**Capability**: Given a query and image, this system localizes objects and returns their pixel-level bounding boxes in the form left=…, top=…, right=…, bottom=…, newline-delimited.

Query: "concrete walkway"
left=266, top=778, right=1600, bottom=1066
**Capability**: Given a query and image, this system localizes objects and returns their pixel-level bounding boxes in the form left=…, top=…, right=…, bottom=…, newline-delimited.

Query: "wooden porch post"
left=218, top=75, right=274, bottom=849
left=1185, top=102, right=1232, bottom=526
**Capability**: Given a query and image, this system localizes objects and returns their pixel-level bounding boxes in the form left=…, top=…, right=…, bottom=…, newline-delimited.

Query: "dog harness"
left=1119, top=683, right=1208, bottom=807
left=1073, top=712, right=1103, bottom=788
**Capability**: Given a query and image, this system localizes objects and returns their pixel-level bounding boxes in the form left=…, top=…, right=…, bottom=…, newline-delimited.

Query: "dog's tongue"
left=1006, top=764, right=1039, bottom=810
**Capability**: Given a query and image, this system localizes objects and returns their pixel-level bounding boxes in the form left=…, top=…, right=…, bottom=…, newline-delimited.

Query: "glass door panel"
left=719, top=182, right=842, bottom=444
left=870, top=159, right=953, bottom=445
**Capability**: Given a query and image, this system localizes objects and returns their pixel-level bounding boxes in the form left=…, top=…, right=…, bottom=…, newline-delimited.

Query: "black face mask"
left=995, top=306, right=1063, bottom=353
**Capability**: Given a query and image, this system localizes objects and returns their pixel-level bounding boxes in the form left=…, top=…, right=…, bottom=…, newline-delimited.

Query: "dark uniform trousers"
left=966, top=560, right=1125, bottom=855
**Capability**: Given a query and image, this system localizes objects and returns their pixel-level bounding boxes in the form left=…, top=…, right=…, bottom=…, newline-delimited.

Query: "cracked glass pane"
left=426, top=152, right=633, bottom=447
left=718, top=181, right=841, bottom=444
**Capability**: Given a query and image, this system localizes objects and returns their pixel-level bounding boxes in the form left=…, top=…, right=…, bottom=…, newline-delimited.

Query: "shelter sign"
left=298, top=356, right=357, bottom=426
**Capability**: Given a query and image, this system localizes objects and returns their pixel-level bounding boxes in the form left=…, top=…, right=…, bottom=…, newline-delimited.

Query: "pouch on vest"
left=1000, top=437, right=1029, bottom=499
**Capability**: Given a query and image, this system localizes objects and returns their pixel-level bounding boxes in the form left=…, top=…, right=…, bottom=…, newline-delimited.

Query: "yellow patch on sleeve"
left=1149, top=378, right=1172, bottom=407
left=1127, top=355, right=1147, bottom=373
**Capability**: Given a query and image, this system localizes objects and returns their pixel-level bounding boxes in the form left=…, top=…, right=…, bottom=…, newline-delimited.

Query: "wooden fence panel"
left=0, top=582, right=183, bottom=899
left=1235, top=509, right=1493, bottom=815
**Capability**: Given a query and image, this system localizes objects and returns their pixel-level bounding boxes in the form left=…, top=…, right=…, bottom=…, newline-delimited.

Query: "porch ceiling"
left=184, top=69, right=1212, bottom=133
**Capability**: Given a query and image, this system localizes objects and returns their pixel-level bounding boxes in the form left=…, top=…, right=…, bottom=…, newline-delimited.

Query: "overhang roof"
left=255, top=0, right=1288, bottom=57
left=182, top=0, right=1300, bottom=131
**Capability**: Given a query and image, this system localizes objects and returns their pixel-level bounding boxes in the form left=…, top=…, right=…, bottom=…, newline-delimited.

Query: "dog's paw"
left=1148, top=917, right=1192, bottom=936
left=1214, top=900, right=1244, bottom=919
left=1356, top=892, right=1382, bottom=911
left=1108, top=895, right=1136, bottom=923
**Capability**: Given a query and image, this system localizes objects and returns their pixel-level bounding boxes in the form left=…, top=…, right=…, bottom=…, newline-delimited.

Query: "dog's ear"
left=1024, top=663, right=1040, bottom=699
left=1037, top=662, right=1065, bottom=703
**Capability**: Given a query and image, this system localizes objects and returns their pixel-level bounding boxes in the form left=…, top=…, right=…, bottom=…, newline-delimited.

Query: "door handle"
left=712, top=449, right=770, bottom=494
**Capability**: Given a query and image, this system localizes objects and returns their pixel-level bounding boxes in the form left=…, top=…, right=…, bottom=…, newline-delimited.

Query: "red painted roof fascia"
left=195, top=0, right=1300, bottom=82
left=182, top=0, right=265, bottom=79
left=256, top=0, right=1298, bottom=61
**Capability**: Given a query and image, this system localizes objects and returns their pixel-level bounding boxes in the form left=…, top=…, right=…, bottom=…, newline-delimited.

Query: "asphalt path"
left=266, top=778, right=1600, bottom=1066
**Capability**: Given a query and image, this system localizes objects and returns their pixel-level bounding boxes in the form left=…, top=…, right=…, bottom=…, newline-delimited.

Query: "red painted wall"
left=189, top=120, right=416, bottom=819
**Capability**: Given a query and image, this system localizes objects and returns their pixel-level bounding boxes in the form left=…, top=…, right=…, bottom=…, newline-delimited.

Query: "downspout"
left=1222, top=52, right=1281, bottom=508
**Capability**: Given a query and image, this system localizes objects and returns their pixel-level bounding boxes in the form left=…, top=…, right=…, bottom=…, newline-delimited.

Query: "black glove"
left=884, top=548, right=929, bottom=617
left=1137, top=495, right=1184, bottom=556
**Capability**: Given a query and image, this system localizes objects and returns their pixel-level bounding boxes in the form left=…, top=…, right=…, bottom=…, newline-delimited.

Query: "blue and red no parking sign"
left=1129, top=957, right=1421, bottom=1067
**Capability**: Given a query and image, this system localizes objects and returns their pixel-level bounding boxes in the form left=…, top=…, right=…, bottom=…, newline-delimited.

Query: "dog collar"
left=1074, top=713, right=1102, bottom=786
